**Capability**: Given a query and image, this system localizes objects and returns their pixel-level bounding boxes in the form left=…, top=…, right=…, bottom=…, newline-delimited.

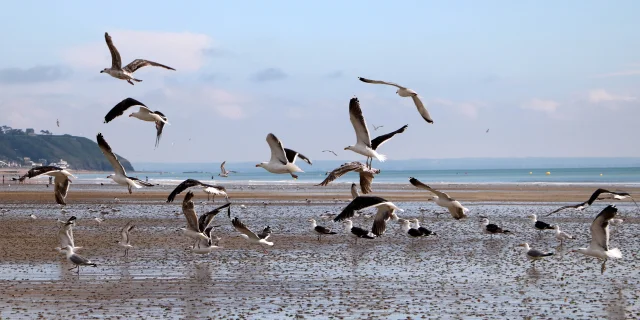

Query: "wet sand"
left=0, top=183, right=638, bottom=319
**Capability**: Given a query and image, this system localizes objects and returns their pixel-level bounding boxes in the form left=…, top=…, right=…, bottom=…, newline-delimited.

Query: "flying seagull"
left=19, top=166, right=76, bottom=205
left=117, top=221, right=135, bottom=258
left=56, top=216, right=81, bottom=253
left=344, top=97, right=386, bottom=167
left=65, top=245, right=97, bottom=274
left=571, top=205, right=622, bottom=274
left=409, top=177, right=469, bottom=219
left=318, top=162, right=380, bottom=194
left=231, top=217, right=274, bottom=254
left=256, top=133, right=311, bottom=180
left=57, top=119, right=60, bottom=127
left=334, top=196, right=403, bottom=237
left=322, top=150, right=338, bottom=156
left=342, top=220, right=375, bottom=244
left=373, top=124, right=384, bottom=131
left=479, top=217, right=510, bottom=238
left=358, top=77, right=433, bottom=124
left=546, top=188, right=638, bottom=216
left=103, top=98, right=169, bottom=148
left=308, top=219, right=337, bottom=242
left=166, top=179, right=228, bottom=203
left=218, top=161, right=237, bottom=177
left=97, top=133, right=154, bottom=194
left=518, top=243, right=554, bottom=266
left=100, top=32, right=175, bottom=85
left=366, top=124, right=408, bottom=167
left=179, top=191, right=230, bottom=245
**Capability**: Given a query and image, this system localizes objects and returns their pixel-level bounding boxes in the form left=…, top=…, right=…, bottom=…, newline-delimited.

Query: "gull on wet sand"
left=529, top=214, right=555, bottom=233
left=100, top=32, right=175, bottom=85
left=342, top=220, right=375, bottom=244
left=554, top=225, right=573, bottom=245
left=480, top=217, right=510, bottom=238
left=179, top=192, right=230, bottom=247
left=308, top=219, right=337, bottom=241
left=519, top=243, right=553, bottom=266
left=65, top=245, right=97, bottom=273
left=334, top=196, right=403, bottom=237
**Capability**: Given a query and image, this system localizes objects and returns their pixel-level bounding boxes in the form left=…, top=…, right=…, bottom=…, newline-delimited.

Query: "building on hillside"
left=50, top=159, right=70, bottom=169
left=23, top=157, right=31, bottom=163
left=38, top=159, right=48, bottom=166
left=26, top=128, right=35, bottom=136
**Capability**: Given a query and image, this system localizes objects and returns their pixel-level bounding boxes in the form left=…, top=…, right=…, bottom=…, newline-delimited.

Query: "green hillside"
left=0, top=128, right=135, bottom=171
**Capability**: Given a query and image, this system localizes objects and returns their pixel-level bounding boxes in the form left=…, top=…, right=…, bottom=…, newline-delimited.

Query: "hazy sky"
left=1, top=1, right=640, bottom=163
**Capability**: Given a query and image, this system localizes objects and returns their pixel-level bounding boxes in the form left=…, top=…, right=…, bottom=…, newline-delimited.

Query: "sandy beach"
left=0, top=183, right=638, bottom=319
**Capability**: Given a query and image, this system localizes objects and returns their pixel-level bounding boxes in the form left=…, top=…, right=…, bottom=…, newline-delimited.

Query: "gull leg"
left=68, top=266, right=76, bottom=271
left=208, top=194, right=210, bottom=201
left=212, top=196, right=215, bottom=203
left=290, top=173, right=298, bottom=180
left=601, top=260, right=607, bottom=275
left=127, top=80, right=134, bottom=85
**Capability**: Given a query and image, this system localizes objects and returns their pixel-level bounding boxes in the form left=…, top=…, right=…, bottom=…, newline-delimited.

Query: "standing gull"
left=117, top=221, right=135, bottom=257
left=19, top=166, right=76, bottom=205
left=409, top=177, right=469, bottom=219
left=231, top=217, right=273, bottom=254
left=97, top=133, right=154, bottom=194
left=399, top=219, right=424, bottom=241
left=412, top=219, right=436, bottom=237
left=103, top=98, right=169, bottom=148
left=342, top=220, right=375, bottom=243
left=554, top=225, right=573, bottom=246
left=218, top=161, right=237, bottom=177
left=358, top=77, right=433, bottom=124
left=100, top=32, right=175, bottom=85
left=308, top=219, right=337, bottom=242
left=518, top=243, right=554, bottom=266
left=571, top=205, right=623, bottom=274
left=479, top=217, right=510, bottom=238
left=529, top=214, right=555, bottom=233
left=318, top=161, right=380, bottom=194
left=344, top=97, right=386, bottom=166
left=65, top=245, right=97, bottom=274
left=166, top=179, right=228, bottom=203
left=334, top=196, right=403, bottom=237
left=256, top=133, right=311, bottom=180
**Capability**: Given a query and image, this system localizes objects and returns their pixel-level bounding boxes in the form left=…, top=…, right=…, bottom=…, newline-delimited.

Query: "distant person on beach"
left=2, top=175, right=4, bottom=184
left=146, top=176, right=148, bottom=182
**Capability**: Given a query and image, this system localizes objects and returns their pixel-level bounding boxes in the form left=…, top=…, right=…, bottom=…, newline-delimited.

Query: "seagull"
left=409, top=177, right=469, bottom=219
left=256, top=133, right=311, bottom=180
left=529, top=214, right=555, bottom=233
left=317, top=162, right=380, bottom=194
left=257, top=226, right=272, bottom=240
left=218, top=161, right=237, bottom=177
left=399, top=219, right=424, bottom=243
left=518, top=243, right=554, bottom=266
left=479, top=217, right=510, bottom=238
left=358, top=77, right=433, bottom=124
left=64, top=245, right=97, bottom=273
left=342, top=219, right=375, bottom=243
left=333, top=196, right=403, bottom=237
left=56, top=216, right=81, bottom=254
left=231, top=217, right=273, bottom=254
left=100, top=32, right=175, bottom=85
left=553, top=225, right=573, bottom=246
left=29, top=214, right=37, bottom=220
left=412, top=219, right=436, bottom=237
left=19, top=166, right=76, bottom=205
left=350, top=183, right=360, bottom=199
left=344, top=97, right=386, bottom=166
left=57, top=119, right=60, bottom=127
left=322, top=150, right=338, bottom=156
left=190, top=227, right=221, bottom=254
left=373, top=124, right=384, bottom=131
left=97, top=133, right=154, bottom=194
left=571, top=205, right=623, bottom=274
left=308, top=219, right=337, bottom=241
left=366, top=124, right=408, bottom=167
left=103, top=98, right=169, bottom=148
left=166, top=179, right=228, bottom=203
left=117, top=221, right=135, bottom=257
left=546, top=188, right=638, bottom=216
left=179, top=192, right=230, bottom=245
left=486, top=129, right=489, bottom=133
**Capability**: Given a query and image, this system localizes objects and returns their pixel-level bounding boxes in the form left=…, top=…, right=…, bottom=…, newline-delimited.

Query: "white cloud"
left=592, top=69, right=640, bottom=78
left=215, top=105, right=245, bottom=119
left=587, top=89, right=636, bottom=103
left=61, top=30, right=214, bottom=72
left=521, top=99, right=559, bottom=114
left=432, top=99, right=482, bottom=118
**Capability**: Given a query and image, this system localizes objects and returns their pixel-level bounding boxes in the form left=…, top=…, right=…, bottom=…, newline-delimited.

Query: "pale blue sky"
left=1, top=1, right=639, bottom=163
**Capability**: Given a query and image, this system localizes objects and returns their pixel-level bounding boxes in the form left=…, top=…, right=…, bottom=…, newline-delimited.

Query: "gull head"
left=106, top=174, right=114, bottom=179
left=528, top=214, right=537, bottom=221
left=255, top=163, right=265, bottom=168
left=100, top=68, right=108, bottom=74
left=344, top=146, right=353, bottom=151
left=128, top=113, right=134, bottom=117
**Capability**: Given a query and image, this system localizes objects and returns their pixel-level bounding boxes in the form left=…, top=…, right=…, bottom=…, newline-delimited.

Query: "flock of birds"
left=10, top=32, right=637, bottom=275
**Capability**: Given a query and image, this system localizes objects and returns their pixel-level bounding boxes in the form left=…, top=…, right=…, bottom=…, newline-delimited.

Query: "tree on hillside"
left=40, top=130, right=52, bottom=135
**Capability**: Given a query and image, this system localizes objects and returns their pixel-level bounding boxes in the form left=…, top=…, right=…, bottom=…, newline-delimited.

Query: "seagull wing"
left=123, top=59, right=176, bottom=73
left=349, top=97, right=372, bottom=147
left=322, top=150, right=338, bottom=156
left=545, top=202, right=588, bottom=216
left=284, top=148, right=312, bottom=165
left=409, top=177, right=453, bottom=200
left=104, top=32, right=122, bottom=69
left=371, top=207, right=396, bottom=236
left=96, top=133, right=127, bottom=176
left=121, top=221, right=135, bottom=244
left=410, top=95, right=434, bottom=124
left=447, top=203, right=467, bottom=220
left=181, top=191, right=200, bottom=232
left=104, top=98, right=147, bottom=123
left=220, top=161, right=227, bottom=174
left=128, top=177, right=154, bottom=187
left=58, top=226, right=73, bottom=248
left=19, top=166, right=64, bottom=181
left=231, top=217, right=261, bottom=240
left=258, top=226, right=272, bottom=239
left=527, top=249, right=552, bottom=258
left=350, top=183, right=360, bottom=199
left=358, top=77, right=405, bottom=89
left=359, top=170, right=377, bottom=194
left=153, top=111, right=167, bottom=148
left=266, top=133, right=289, bottom=165
left=334, top=196, right=391, bottom=222
left=371, top=125, right=408, bottom=150
left=317, top=162, right=364, bottom=186
left=590, top=205, right=618, bottom=251
left=54, top=176, right=70, bottom=205
left=198, top=203, right=231, bottom=232
left=167, top=179, right=210, bottom=203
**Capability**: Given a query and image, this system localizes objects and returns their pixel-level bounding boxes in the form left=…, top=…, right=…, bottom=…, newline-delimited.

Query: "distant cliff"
left=0, top=131, right=135, bottom=171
